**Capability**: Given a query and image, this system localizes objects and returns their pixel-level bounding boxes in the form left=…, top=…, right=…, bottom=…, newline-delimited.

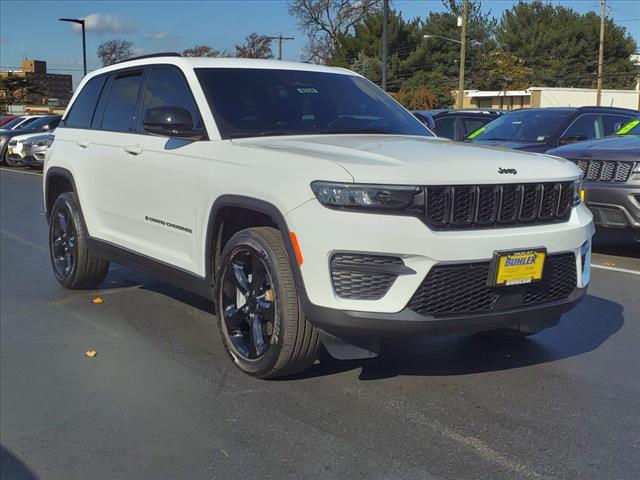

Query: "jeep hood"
left=232, top=134, right=580, bottom=184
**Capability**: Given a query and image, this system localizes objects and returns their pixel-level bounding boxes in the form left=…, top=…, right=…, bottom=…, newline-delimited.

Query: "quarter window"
left=141, top=67, right=200, bottom=129
left=101, top=72, right=144, bottom=132
left=65, top=76, right=106, bottom=129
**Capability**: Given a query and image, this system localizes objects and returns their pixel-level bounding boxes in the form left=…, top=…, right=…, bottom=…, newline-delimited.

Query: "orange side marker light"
left=289, top=232, right=304, bottom=266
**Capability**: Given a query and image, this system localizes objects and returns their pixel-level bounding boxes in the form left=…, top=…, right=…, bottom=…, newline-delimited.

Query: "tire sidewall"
left=216, top=230, right=292, bottom=377
left=49, top=192, right=87, bottom=288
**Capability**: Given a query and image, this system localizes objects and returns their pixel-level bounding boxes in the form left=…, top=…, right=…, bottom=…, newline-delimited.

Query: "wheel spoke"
left=52, top=236, right=64, bottom=248
left=64, top=251, right=73, bottom=273
left=255, top=295, right=274, bottom=316
left=57, top=211, right=68, bottom=235
left=249, top=314, right=267, bottom=356
left=251, top=258, right=267, bottom=292
left=231, top=262, right=251, bottom=296
left=223, top=304, right=246, bottom=330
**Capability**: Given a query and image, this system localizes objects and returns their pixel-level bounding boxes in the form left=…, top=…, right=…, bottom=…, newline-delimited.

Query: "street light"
left=59, top=18, right=87, bottom=77
left=423, top=0, right=468, bottom=109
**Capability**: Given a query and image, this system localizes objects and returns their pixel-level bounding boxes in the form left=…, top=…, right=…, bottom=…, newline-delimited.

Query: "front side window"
left=562, top=114, right=601, bottom=141
left=471, top=110, right=572, bottom=143
left=195, top=68, right=431, bottom=139
left=141, top=67, right=201, bottom=128
left=434, top=117, right=456, bottom=139
left=65, top=75, right=106, bottom=129
left=462, top=118, right=488, bottom=138
left=101, top=72, right=143, bottom=132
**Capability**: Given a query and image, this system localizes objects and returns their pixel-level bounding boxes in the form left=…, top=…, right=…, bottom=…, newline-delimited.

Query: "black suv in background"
left=547, top=117, right=640, bottom=241
left=412, top=109, right=503, bottom=140
left=469, top=106, right=637, bottom=153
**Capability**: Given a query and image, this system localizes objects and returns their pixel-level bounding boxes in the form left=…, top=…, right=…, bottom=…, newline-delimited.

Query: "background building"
left=460, top=87, right=640, bottom=111
left=0, top=59, right=73, bottom=108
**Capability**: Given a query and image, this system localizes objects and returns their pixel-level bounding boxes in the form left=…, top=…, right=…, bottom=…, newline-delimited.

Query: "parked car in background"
left=0, top=115, right=18, bottom=127
left=0, top=115, right=44, bottom=131
left=412, top=109, right=503, bottom=140
left=547, top=116, right=640, bottom=241
left=7, top=132, right=55, bottom=168
left=469, top=106, right=637, bottom=153
left=2, top=115, right=60, bottom=166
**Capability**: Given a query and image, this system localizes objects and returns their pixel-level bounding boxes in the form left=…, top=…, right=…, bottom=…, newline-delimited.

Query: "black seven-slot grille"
left=424, top=182, right=574, bottom=230
left=574, top=160, right=635, bottom=183
left=330, top=253, right=404, bottom=300
left=407, top=253, right=577, bottom=316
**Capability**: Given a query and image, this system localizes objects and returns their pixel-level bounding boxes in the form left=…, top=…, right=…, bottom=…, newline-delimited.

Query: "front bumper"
left=584, top=182, right=640, bottom=230
left=286, top=199, right=593, bottom=338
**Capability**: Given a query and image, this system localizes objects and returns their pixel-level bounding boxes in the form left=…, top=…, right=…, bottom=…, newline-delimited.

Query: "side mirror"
left=560, top=134, right=588, bottom=145
left=142, top=107, right=204, bottom=140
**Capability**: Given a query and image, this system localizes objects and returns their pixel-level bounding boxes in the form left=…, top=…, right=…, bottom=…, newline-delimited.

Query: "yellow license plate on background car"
left=7, top=148, right=13, bottom=155
left=490, top=249, right=546, bottom=286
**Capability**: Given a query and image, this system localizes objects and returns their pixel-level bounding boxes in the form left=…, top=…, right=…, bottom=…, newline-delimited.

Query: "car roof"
left=84, top=56, right=358, bottom=81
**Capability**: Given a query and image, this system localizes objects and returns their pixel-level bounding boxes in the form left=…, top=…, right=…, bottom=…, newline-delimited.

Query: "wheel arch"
left=205, top=195, right=306, bottom=291
left=44, top=167, right=80, bottom=223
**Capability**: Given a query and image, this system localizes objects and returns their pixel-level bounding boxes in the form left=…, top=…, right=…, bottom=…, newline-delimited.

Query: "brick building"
left=0, top=59, right=73, bottom=107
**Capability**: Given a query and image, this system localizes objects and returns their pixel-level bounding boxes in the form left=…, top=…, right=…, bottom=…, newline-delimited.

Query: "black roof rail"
left=112, top=52, right=182, bottom=65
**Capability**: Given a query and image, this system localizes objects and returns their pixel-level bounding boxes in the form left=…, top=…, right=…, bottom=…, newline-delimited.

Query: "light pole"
left=423, top=33, right=466, bottom=108
left=381, top=0, right=389, bottom=91
left=59, top=18, right=87, bottom=77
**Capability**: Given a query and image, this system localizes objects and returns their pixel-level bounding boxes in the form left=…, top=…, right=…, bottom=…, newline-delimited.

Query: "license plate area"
left=488, top=248, right=546, bottom=287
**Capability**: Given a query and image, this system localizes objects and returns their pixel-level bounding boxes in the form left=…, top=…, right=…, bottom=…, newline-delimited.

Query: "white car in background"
left=7, top=132, right=54, bottom=168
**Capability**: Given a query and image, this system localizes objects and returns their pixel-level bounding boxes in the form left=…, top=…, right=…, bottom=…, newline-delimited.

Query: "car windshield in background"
left=616, top=118, right=640, bottom=135
left=470, top=110, right=572, bottom=143
left=195, top=68, right=432, bottom=139
left=1, top=117, right=27, bottom=130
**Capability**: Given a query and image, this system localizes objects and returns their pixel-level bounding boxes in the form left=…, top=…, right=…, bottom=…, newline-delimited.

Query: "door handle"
left=124, top=144, right=143, bottom=155
left=76, top=140, right=90, bottom=149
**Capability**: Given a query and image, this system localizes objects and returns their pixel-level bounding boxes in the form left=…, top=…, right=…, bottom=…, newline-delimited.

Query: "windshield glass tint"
left=1, top=117, right=26, bottom=130
left=195, top=68, right=431, bottom=139
left=472, top=110, right=571, bottom=143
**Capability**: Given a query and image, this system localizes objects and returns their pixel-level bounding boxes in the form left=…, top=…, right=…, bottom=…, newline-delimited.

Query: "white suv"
left=44, top=54, right=594, bottom=378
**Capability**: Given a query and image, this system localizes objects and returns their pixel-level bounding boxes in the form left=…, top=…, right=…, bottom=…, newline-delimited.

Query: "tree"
left=97, top=39, right=134, bottom=66
left=497, top=1, right=637, bottom=89
left=288, top=0, right=384, bottom=63
left=235, top=34, right=273, bottom=59
left=0, top=75, right=47, bottom=105
left=478, top=49, right=534, bottom=90
left=182, top=45, right=232, bottom=58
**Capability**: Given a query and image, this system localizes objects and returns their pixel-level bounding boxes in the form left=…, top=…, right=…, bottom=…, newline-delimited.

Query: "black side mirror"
left=142, top=107, right=204, bottom=140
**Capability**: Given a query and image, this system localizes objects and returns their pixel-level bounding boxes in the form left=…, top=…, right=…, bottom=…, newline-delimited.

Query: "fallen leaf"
left=85, top=350, right=97, bottom=358
left=92, top=297, right=104, bottom=304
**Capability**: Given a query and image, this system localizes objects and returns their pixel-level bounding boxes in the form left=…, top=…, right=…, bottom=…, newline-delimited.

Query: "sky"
left=1, top=0, right=638, bottom=87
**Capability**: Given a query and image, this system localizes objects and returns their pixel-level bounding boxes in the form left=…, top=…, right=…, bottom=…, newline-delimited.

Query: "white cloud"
left=71, top=13, right=137, bottom=35
left=49, top=58, right=84, bottom=67
left=144, top=32, right=170, bottom=40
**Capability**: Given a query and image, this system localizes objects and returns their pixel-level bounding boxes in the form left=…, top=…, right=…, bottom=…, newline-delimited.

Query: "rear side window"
left=101, top=72, right=143, bottom=132
left=65, top=76, right=106, bottom=129
left=562, top=114, right=601, bottom=140
left=141, top=67, right=201, bottom=128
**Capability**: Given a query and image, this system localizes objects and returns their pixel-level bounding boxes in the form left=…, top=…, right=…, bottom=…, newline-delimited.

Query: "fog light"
left=580, top=240, right=591, bottom=287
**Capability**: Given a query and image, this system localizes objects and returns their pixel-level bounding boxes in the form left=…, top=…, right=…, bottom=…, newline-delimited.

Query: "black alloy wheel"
left=220, top=248, right=276, bottom=360
left=50, top=204, right=77, bottom=279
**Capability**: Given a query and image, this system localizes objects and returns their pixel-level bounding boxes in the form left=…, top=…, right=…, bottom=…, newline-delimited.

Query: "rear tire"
left=49, top=192, right=110, bottom=289
left=216, top=227, right=320, bottom=378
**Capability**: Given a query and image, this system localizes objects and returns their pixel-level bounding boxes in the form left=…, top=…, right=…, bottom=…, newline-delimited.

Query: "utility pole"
left=267, top=34, right=295, bottom=60
left=596, top=0, right=606, bottom=106
left=381, top=0, right=389, bottom=91
left=457, top=0, right=468, bottom=109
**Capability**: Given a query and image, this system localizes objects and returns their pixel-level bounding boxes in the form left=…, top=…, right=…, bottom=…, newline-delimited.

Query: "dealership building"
left=460, top=86, right=640, bottom=110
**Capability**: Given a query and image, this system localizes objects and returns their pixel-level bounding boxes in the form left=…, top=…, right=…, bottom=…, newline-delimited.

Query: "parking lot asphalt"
left=1, top=167, right=639, bottom=480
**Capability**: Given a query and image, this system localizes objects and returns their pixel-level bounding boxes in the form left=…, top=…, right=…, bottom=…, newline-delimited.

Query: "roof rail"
left=113, top=52, right=182, bottom=65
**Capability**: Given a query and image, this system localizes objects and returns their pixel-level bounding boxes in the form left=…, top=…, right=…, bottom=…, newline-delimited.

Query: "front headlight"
left=573, top=180, right=583, bottom=205
left=36, top=138, right=53, bottom=147
left=311, top=181, right=420, bottom=211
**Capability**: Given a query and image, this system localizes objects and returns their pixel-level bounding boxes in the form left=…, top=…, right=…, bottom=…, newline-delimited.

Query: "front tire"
left=5, top=155, right=23, bottom=167
left=216, top=227, right=320, bottom=378
left=49, top=192, right=110, bottom=289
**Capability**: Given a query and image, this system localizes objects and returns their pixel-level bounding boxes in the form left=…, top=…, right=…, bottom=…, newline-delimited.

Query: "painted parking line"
left=591, top=264, right=640, bottom=276
left=0, top=167, right=42, bottom=176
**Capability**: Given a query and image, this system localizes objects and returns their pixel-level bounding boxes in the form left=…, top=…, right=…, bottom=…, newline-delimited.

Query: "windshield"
left=469, top=110, right=572, bottom=143
left=616, top=117, right=640, bottom=135
left=195, top=68, right=432, bottom=139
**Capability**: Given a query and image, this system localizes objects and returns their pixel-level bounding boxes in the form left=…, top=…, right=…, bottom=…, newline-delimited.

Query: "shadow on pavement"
left=292, top=294, right=624, bottom=381
left=0, top=445, right=39, bottom=480
left=592, top=229, right=639, bottom=258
